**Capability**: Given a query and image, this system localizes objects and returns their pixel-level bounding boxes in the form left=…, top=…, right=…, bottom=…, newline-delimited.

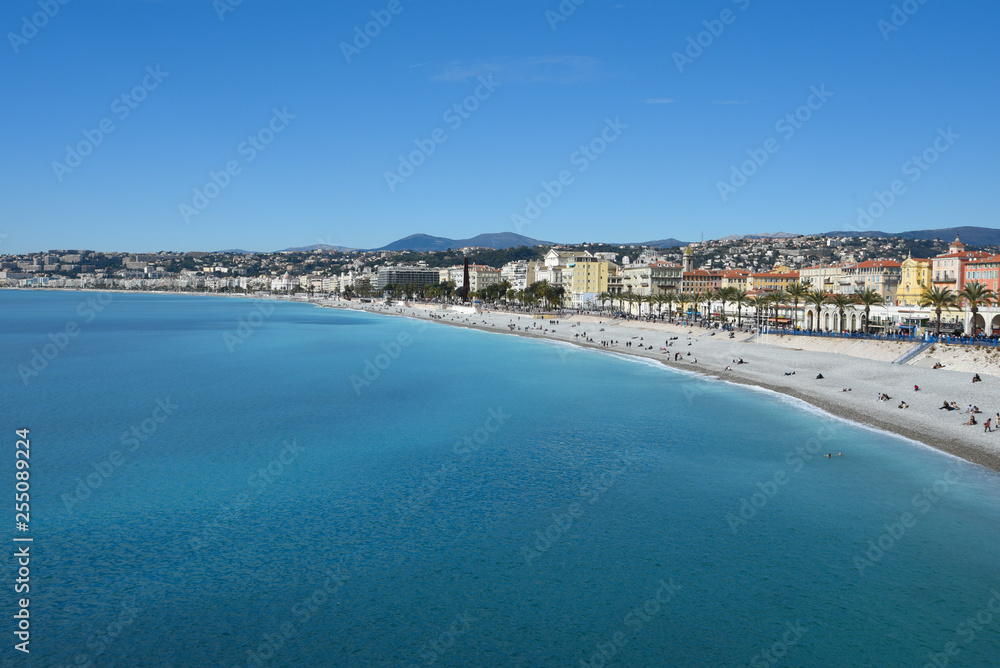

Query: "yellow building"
left=568, top=256, right=617, bottom=296
left=750, top=270, right=800, bottom=294
left=897, top=256, right=931, bottom=306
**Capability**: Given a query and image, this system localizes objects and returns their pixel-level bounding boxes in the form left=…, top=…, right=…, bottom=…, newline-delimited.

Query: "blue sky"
left=2, top=0, right=998, bottom=253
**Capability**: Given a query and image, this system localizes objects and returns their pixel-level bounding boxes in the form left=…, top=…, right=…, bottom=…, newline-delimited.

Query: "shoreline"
left=10, top=288, right=1000, bottom=474
left=331, top=299, right=1000, bottom=475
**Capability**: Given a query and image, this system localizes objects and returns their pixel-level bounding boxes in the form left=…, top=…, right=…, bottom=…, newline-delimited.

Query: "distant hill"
left=817, top=226, right=1000, bottom=246
left=632, top=238, right=689, bottom=248
left=716, top=232, right=800, bottom=242
left=280, top=243, right=357, bottom=252
left=215, top=248, right=259, bottom=254
left=374, top=232, right=552, bottom=252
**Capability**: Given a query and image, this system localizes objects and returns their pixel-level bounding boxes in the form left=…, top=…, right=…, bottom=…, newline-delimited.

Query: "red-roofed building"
left=932, top=236, right=990, bottom=293
left=963, top=254, right=1000, bottom=294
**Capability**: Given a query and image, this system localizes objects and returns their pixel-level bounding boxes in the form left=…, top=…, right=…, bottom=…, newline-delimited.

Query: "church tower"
left=682, top=246, right=694, bottom=273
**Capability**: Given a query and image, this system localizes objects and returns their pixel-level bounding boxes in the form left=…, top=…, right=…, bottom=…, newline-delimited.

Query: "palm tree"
left=662, top=292, right=676, bottom=321
left=854, top=288, right=883, bottom=333
left=677, top=293, right=690, bottom=321
left=714, top=287, right=729, bottom=323
left=805, top=289, right=828, bottom=331
left=597, top=291, right=612, bottom=313
left=769, top=290, right=788, bottom=330
left=920, top=286, right=958, bottom=337
left=829, top=293, right=858, bottom=332
left=785, top=282, right=809, bottom=330
left=733, top=288, right=749, bottom=327
left=959, top=281, right=995, bottom=336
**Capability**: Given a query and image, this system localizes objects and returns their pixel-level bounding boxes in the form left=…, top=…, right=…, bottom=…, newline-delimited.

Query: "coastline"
left=10, top=288, right=1000, bottom=473
left=329, top=299, right=1000, bottom=474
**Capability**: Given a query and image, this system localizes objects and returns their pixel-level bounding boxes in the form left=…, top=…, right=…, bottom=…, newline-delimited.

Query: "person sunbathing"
left=973, top=374, right=982, bottom=383
left=965, top=415, right=978, bottom=426
left=939, top=401, right=954, bottom=411
left=898, top=401, right=908, bottom=409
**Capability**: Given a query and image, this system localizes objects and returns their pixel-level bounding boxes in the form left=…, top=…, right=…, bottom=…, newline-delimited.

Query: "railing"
left=759, top=328, right=1000, bottom=348
left=761, top=328, right=917, bottom=342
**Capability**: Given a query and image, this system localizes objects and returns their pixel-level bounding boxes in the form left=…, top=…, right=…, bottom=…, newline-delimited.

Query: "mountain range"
left=211, top=225, right=999, bottom=254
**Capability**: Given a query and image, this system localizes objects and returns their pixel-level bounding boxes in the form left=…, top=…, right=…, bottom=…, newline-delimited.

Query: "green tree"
left=829, top=293, right=858, bottom=332
left=805, top=289, right=827, bottom=331
left=854, top=288, right=883, bottom=333
left=959, top=281, right=995, bottom=336
left=785, top=282, right=809, bottom=330
left=920, top=286, right=958, bottom=337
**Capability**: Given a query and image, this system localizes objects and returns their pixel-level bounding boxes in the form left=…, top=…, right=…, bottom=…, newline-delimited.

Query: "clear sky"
left=2, top=0, right=998, bottom=253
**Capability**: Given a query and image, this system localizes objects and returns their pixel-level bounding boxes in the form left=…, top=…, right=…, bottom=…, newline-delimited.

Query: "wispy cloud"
left=430, top=56, right=603, bottom=84
left=644, top=98, right=675, bottom=104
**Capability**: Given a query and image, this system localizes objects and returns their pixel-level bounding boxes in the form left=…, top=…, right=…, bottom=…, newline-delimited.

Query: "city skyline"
left=3, top=0, right=998, bottom=255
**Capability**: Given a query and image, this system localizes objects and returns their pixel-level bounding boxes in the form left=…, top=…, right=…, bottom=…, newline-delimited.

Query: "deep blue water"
left=2, top=290, right=1000, bottom=667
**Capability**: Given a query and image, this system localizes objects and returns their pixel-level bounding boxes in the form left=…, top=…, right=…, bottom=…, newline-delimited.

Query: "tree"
left=676, top=293, right=690, bottom=321
left=959, top=281, right=995, bottom=336
left=920, top=286, right=958, bottom=337
left=785, top=282, right=809, bottom=330
left=829, top=293, right=858, bottom=332
left=854, top=288, right=883, bottom=333
left=805, top=289, right=827, bottom=331
left=662, top=292, right=676, bottom=321
left=733, top=288, right=749, bottom=327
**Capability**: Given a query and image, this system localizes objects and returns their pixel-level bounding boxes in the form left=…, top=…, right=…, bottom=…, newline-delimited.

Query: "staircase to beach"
left=892, top=340, right=934, bottom=365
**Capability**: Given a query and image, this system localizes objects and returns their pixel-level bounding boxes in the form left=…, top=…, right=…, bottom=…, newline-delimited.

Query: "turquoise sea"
left=3, top=290, right=1000, bottom=667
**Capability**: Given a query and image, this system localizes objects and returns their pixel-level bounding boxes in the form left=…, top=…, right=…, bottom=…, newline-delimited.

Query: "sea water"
left=2, top=290, right=1000, bottom=667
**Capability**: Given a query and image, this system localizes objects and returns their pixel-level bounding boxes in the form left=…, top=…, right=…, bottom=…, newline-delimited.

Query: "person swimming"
left=825, top=452, right=843, bottom=457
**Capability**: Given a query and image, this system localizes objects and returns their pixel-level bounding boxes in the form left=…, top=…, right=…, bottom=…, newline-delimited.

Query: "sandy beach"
left=324, top=297, right=1000, bottom=473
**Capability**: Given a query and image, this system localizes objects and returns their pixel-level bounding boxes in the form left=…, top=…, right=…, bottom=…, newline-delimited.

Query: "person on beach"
left=815, top=373, right=824, bottom=379
left=965, top=415, right=977, bottom=426
left=939, top=401, right=952, bottom=410
left=973, top=374, right=982, bottom=383
left=985, top=418, right=992, bottom=433
left=914, top=385, right=920, bottom=391
left=898, top=401, right=908, bottom=409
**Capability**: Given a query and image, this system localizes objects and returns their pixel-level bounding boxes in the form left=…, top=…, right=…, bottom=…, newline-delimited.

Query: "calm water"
left=2, top=290, right=1000, bottom=667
